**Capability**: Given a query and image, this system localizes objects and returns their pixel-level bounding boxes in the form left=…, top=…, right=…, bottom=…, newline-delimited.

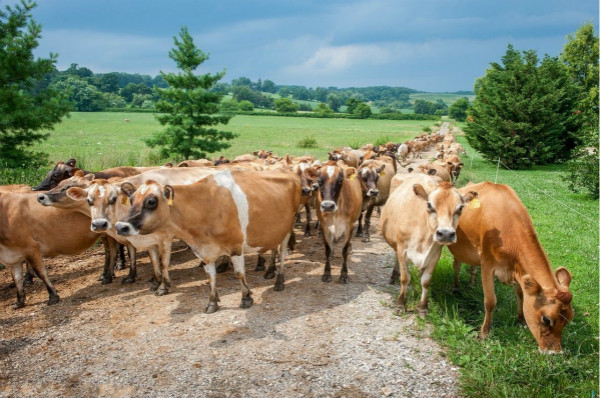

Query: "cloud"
left=292, top=44, right=391, bottom=73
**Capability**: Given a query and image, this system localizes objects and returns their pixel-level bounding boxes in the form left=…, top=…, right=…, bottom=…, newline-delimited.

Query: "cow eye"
left=108, top=196, right=117, bottom=205
left=146, top=197, right=158, bottom=209
left=542, top=315, right=551, bottom=326
left=456, top=205, right=464, bottom=215
left=87, top=199, right=93, bottom=206
left=427, top=203, right=436, bottom=213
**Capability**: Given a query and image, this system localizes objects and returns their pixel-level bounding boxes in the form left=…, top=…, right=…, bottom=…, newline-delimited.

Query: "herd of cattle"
left=0, top=123, right=573, bottom=354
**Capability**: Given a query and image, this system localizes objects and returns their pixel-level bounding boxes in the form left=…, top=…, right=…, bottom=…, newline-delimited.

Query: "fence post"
left=495, top=158, right=500, bottom=183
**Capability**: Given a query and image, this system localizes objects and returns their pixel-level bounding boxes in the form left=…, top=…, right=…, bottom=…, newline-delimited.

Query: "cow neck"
left=513, top=230, right=558, bottom=290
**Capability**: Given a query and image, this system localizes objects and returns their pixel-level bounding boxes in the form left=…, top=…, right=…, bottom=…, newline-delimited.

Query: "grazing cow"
left=397, top=143, right=412, bottom=162
left=177, top=159, right=213, bottom=167
left=314, top=161, right=363, bottom=283
left=33, top=158, right=154, bottom=191
left=356, top=156, right=395, bottom=242
left=381, top=174, right=477, bottom=315
left=213, top=156, right=230, bottom=166
left=0, top=191, right=100, bottom=308
left=449, top=182, right=574, bottom=353
left=114, top=169, right=302, bottom=313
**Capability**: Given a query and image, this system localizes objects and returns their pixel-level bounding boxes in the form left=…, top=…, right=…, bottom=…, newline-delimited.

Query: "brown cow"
left=114, top=168, right=302, bottom=313
left=314, top=161, right=363, bottom=283
left=0, top=191, right=100, bottom=308
left=381, top=174, right=477, bottom=315
left=449, top=182, right=574, bottom=353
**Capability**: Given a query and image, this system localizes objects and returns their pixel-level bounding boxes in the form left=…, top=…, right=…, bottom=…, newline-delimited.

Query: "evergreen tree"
left=0, top=1, right=71, bottom=167
left=466, top=45, right=581, bottom=168
left=146, top=27, right=236, bottom=161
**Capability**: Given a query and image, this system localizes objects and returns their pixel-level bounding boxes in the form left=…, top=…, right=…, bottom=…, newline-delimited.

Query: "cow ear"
left=253, top=151, right=259, bottom=156
left=163, top=185, right=174, bottom=206
left=555, top=267, right=572, bottom=288
left=459, top=162, right=464, bottom=167
left=345, top=167, right=357, bottom=180
left=74, top=170, right=85, bottom=178
left=303, top=167, right=319, bottom=180
left=377, top=164, right=386, bottom=175
left=522, top=274, right=541, bottom=295
left=66, top=187, right=87, bottom=201
left=120, top=182, right=137, bottom=198
left=463, top=191, right=478, bottom=203
left=83, top=173, right=94, bottom=182
left=66, top=158, right=77, bottom=167
left=413, top=184, right=428, bottom=201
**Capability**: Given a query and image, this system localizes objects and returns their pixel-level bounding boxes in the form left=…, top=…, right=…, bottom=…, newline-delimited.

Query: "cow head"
left=444, top=155, right=464, bottom=181
left=37, top=170, right=94, bottom=208
left=294, top=161, right=319, bottom=196
left=115, top=180, right=174, bottom=236
left=33, top=158, right=79, bottom=191
left=521, top=267, right=574, bottom=353
left=358, top=162, right=386, bottom=198
left=317, top=161, right=357, bottom=213
left=413, top=181, right=477, bottom=245
left=65, top=179, right=125, bottom=233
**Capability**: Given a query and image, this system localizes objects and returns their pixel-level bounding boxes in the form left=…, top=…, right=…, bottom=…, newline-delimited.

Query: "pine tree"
left=0, top=1, right=71, bottom=168
left=146, top=27, right=236, bottom=161
left=465, top=45, right=581, bottom=169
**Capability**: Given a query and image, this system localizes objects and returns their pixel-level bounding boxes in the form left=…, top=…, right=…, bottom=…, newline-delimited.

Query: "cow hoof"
left=361, top=237, right=370, bottom=243
left=356, top=231, right=363, bottom=237
left=394, top=305, right=406, bottom=316
left=23, top=276, right=34, bottom=286
left=339, top=275, right=349, bottom=284
left=13, top=301, right=25, bottom=310
left=274, top=275, right=285, bottom=291
left=254, top=265, right=265, bottom=272
left=417, top=308, right=428, bottom=318
left=121, top=276, right=135, bottom=284
left=101, top=276, right=113, bottom=285
left=47, top=295, right=60, bottom=306
left=240, top=296, right=254, bottom=309
left=155, top=288, right=169, bottom=296
left=115, top=261, right=125, bottom=271
left=321, top=274, right=332, bottom=283
left=263, top=270, right=275, bottom=280
left=205, top=302, right=219, bottom=314
left=149, top=281, right=160, bottom=291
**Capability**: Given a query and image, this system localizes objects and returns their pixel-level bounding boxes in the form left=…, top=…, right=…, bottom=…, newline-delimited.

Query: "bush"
left=374, top=136, right=393, bottom=146
left=238, top=100, right=254, bottom=111
left=297, top=136, right=318, bottom=148
left=274, top=98, right=299, bottom=113
left=563, top=147, right=599, bottom=199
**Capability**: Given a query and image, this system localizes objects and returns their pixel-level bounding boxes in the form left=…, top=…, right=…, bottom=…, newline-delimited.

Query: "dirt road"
left=0, top=140, right=460, bottom=398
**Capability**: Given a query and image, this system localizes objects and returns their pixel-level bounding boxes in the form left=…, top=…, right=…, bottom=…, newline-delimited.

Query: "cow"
left=32, top=158, right=155, bottom=191
left=440, top=154, right=464, bottom=184
left=314, top=161, right=363, bottom=283
left=114, top=168, right=302, bottom=313
left=356, top=156, right=395, bottom=242
left=381, top=174, right=477, bottom=316
left=449, top=182, right=574, bottom=353
left=409, top=164, right=451, bottom=183
left=0, top=191, right=100, bottom=308
left=328, top=148, right=364, bottom=168
left=177, top=159, right=213, bottom=167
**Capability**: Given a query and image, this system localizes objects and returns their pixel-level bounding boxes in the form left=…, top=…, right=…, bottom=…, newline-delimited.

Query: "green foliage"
left=238, top=100, right=254, bottom=111
left=146, top=27, right=236, bottom=161
left=374, top=136, right=393, bottom=146
left=0, top=0, right=71, bottom=168
left=274, top=98, right=299, bottom=113
left=326, top=93, right=343, bottom=112
left=448, top=97, right=470, bottom=121
left=315, top=102, right=334, bottom=116
left=563, top=147, right=599, bottom=199
left=297, top=136, right=318, bottom=148
left=352, top=102, right=372, bottom=119
left=466, top=45, right=582, bottom=169
left=414, top=98, right=447, bottom=115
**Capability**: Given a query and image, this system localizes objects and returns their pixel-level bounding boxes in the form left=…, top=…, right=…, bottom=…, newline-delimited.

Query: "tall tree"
left=146, top=27, right=236, bottom=161
left=466, top=45, right=581, bottom=168
left=448, top=97, right=470, bottom=121
left=0, top=1, right=71, bottom=167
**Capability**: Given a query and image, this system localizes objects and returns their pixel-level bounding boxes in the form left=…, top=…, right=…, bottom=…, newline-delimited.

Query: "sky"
left=11, top=0, right=600, bottom=92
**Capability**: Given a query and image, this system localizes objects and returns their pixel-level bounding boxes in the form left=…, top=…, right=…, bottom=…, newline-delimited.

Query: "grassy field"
left=1, top=114, right=597, bottom=397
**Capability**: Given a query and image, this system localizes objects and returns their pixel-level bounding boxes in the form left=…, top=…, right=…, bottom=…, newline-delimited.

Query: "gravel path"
left=0, top=140, right=460, bottom=398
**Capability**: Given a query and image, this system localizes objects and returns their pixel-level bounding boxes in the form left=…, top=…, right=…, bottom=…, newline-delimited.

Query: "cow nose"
left=91, top=219, right=109, bottom=231
left=37, top=194, right=48, bottom=204
left=320, top=201, right=336, bottom=212
left=368, top=189, right=379, bottom=197
left=435, top=228, right=456, bottom=243
left=312, top=183, right=319, bottom=191
left=302, top=187, right=311, bottom=196
left=116, top=223, right=131, bottom=236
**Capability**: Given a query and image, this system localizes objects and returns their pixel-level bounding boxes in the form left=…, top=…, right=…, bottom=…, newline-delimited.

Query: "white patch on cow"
left=299, top=162, right=309, bottom=172
left=139, top=184, right=149, bottom=195
left=214, top=170, right=249, bottom=245
left=327, top=166, right=335, bottom=178
left=361, top=168, right=369, bottom=177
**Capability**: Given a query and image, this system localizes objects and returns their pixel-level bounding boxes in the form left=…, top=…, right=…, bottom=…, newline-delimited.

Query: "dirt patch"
left=0, top=143, right=459, bottom=398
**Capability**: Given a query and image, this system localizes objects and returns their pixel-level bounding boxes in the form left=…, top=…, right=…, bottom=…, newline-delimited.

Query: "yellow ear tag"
left=121, top=196, right=128, bottom=205
left=468, top=198, right=481, bottom=209
left=379, top=171, right=386, bottom=176
left=349, top=174, right=355, bottom=181
left=167, top=197, right=173, bottom=206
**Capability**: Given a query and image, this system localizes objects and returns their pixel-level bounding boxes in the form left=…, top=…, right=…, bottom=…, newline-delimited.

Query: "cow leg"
left=232, top=255, right=253, bottom=309
left=216, top=255, right=231, bottom=273
left=121, top=244, right=138, bottom=284
left=10, top=263, right=26, bottom=309
left=480, top=264, right=497, bottom=338
left=514, top=284, right=526, bottom=326
left=27, top=253, right=59, bottom=306
left=416, top=254, right=442, bottom=317
left=452, top=257, right=462, bottom=291
left=321, top=230, right=333, bottom=283
left=362, top=205, right=375, bottom=243
left=287, top=230, right=296, bottom=252
left=274, top=234, right=291, bottom=291
left=263, top=251, right=276, bottom=279
left=254, top=254, right=266, bottom=272
left=356, top=211, right=364, bottom=237
left=389, top=257, right=400, bottom=285
left=115, top=244, right=126, bottom=270
left=340, top=230, right=353, bottom=284
left=469, top=266, right=477, bottom=286
left=100, top=236, right=118, bottom=285
left=395, top=246, right=410, bottom=314
left=23, top=262, right=34, bottom=286
left=155, top=241, right=173, bottom=296
left=203, top=262, right=220, bottom=313
left=147, top=246, right=162, bottom=291
left=304, top=204, right=311, bottom=236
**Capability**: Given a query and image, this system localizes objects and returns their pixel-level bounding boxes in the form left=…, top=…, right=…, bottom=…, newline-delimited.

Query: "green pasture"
left=410, top=92, right=474, bottom=105
left=1, top=114, right=597, bottom=397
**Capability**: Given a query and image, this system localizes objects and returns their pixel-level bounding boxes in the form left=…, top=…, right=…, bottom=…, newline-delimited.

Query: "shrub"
left=562, top=147, right=599, bottom=199
left=297, top=136, right=318, bottom=148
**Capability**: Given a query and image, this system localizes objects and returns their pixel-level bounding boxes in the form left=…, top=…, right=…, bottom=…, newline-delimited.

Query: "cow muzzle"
left=301, top=187, right=312, bottom=196
left=37, top=193, right=52, bottom=206
left=366, top=189, right=379, bottom=197
left=115, top=222, right=138, bottom=236
left=434, top=227, right=456, bottom=244
left=320, top=200, right=338, bottom=213
left=91, top=218, right=111, bottom=232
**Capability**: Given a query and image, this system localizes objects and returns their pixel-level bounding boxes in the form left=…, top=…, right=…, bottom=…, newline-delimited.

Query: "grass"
left=1, top=114, right=597, bottom=397
left=419, top=132, right=599, bottom=398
